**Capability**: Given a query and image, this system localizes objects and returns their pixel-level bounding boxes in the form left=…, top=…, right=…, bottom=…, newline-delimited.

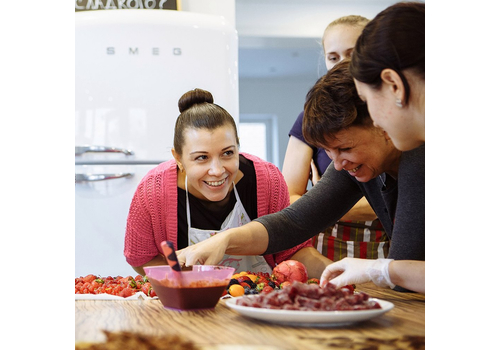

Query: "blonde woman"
left=282, top=15, right=388, bottom=262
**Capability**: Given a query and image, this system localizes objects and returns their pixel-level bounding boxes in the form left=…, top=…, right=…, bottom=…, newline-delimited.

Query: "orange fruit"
left=228, top=284, right=245, bottom=297
left=247, top=274, right=258, bottom=283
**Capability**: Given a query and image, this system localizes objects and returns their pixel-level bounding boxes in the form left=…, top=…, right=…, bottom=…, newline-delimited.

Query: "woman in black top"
left=178, top=59, right=424, bottom=293
left=321, top=1, right=425, bottom=293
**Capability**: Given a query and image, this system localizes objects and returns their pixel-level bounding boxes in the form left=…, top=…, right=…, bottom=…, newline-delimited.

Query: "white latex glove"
left=320, top=257, right=396, bottom=289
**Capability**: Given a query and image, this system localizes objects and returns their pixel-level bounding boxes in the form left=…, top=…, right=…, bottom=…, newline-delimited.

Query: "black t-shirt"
left=176, top=155, right=258, bottom=249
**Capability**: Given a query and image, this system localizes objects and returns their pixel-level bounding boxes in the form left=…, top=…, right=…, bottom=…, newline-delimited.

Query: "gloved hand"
left=320, top=257, right=395, bottom=289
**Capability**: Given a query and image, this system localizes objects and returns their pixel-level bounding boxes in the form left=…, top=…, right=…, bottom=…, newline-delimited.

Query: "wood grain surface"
left=75, top=283, right=424, bottom=350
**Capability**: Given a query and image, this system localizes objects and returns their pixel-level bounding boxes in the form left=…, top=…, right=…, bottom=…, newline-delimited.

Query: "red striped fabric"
left=359, top=242, right=367, bottom=259
left=313, top=219, right=389, bottom=262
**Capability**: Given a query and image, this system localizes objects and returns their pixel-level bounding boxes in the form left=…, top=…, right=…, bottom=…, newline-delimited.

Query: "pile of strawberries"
left=75, top=274, right=157, bottom=298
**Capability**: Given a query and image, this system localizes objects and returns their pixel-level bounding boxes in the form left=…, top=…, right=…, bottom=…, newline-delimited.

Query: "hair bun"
left=178, top=88, right=214, bottom=113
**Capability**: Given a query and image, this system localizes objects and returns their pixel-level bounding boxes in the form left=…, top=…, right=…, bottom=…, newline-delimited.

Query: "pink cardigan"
left=124, top=152, right=312, bottom=268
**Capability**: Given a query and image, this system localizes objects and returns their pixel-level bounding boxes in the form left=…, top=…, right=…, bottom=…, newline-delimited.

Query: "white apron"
left=186, top=176, right=272, bottom=274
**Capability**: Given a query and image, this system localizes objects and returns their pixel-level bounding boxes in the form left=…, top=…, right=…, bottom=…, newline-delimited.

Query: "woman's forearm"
left=290, top=246, right=332, bottom=280
left=132, top=254, right=167, bottom=276
left=225, top=221, right=270, bottom=255
left=389, top=260, right=425, bottom=293
left=282, top=136, right=314, bottom=203
left=339, top=197, right=378, bottom=221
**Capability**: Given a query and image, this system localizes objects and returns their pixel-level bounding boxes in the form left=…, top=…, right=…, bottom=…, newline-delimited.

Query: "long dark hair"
left=303, top=59, right=372, bottom=148
left=350, top=1, right=425, bottom=104
left=173, top=88, right=239, bottom=155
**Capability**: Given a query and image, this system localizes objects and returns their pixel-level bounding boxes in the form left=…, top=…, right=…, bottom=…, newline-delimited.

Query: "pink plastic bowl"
left=144, top=265, right=235, bottom=310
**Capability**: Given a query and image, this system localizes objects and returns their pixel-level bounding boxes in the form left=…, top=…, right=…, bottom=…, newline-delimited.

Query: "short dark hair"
left=350, top=1, right=425, bottom=104
left=303, top=59, right=372, bottom=148
left=173, top=88, right=239, bottom=155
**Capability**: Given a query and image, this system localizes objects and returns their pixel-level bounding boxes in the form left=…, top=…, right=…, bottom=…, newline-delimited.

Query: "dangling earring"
left=395, top=98, right=403, bottom=108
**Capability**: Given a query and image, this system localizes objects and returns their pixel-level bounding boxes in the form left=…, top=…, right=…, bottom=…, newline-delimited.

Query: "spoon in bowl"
left=161, top=241, right=183, bottom=287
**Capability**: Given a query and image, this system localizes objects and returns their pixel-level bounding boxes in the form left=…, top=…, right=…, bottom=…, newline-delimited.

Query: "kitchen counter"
left=75, top=282, right=424, bottom=349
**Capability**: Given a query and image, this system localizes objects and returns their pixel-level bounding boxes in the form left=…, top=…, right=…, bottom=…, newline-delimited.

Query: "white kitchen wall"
left=239, top=76, right=319, bottom=169
left=181, top=0, right=235, bottom=26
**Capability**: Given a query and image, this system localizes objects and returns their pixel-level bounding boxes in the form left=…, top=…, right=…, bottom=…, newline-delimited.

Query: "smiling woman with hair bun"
left=124, top=88, right=333, bottom=278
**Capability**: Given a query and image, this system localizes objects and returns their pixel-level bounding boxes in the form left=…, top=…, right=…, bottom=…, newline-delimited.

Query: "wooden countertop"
left=75, top=282, right=424, bottom=349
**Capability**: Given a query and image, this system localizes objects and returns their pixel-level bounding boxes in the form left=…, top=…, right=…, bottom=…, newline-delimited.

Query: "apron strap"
left=185, top=175, right=192, bottom=228
left=232, top=181, right=241, bottom=202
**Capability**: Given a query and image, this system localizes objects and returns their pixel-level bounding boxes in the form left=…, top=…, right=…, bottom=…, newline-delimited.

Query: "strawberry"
left=119, top=287, right=134, bottom=298
left=262, top=286, right=274, bottom=294
left=307, top=278, right=320, bottom=285
left=341, top=284, right=355, bottom=293
left=280, top=281, right=292, bottom=289
left=237, top=276, right=252, bottom=284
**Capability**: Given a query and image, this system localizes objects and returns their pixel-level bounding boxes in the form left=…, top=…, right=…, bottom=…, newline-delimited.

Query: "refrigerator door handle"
left=75, top=145, right=134, bottom=156
left=75, top=173, right=134, bottom=183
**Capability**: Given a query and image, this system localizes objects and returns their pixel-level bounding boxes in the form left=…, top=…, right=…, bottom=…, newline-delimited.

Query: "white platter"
left=75, top=292, right=157, bottom=300
left=225, top=296, right=393, bottom=327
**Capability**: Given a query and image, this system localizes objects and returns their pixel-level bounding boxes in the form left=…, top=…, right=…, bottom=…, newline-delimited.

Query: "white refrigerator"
left=75, top=9, right=239, bottom=277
